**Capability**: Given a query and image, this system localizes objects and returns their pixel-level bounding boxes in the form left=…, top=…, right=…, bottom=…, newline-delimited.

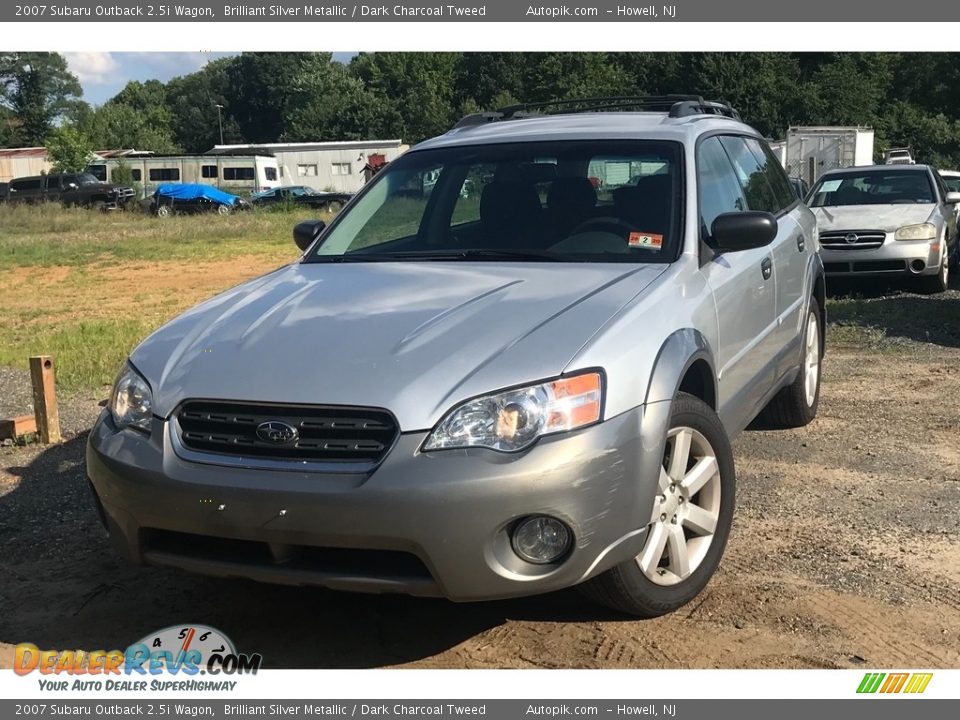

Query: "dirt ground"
left=0, top=283, right=958, bottom=669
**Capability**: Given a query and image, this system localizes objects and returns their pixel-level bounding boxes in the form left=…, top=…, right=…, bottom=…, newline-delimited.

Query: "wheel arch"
left=811, top=264, right=827, bottom=357
left=644, top=328, right=717, bottom=409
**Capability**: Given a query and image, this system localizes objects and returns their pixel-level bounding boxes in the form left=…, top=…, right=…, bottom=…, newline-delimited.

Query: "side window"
left=345, top=164, right=443, bottom=251
left=745, top=138, right=795, bottom=211
left=718, top=136, right=780, bottom=214
left=149, top=168, right=180, bottom=182
left=934, top=172, right=949, bottom=202
left=451, top=163, right=494, bottom=226
left=697, top=136, right=748, bottom=237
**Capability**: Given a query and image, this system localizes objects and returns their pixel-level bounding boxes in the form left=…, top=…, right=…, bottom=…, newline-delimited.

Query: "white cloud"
left=64, top=52, right=120, bottom=85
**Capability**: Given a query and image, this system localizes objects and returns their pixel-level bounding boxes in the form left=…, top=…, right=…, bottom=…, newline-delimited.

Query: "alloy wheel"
left=804, top=312, right=820, bottom=407
left=637, top=426, right=722, bottom=586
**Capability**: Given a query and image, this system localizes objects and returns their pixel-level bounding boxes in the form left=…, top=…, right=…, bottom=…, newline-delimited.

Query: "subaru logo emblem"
left=845, top=233, right=859, bottom=244
left=256, top=421, right=299, bottom=445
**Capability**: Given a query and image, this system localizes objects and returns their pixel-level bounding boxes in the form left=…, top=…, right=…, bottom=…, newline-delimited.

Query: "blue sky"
left=66, top=52, right=356, bottom=106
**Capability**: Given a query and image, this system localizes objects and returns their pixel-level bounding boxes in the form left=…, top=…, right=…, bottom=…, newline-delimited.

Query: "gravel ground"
left=0, top=283, right=958, bottom=669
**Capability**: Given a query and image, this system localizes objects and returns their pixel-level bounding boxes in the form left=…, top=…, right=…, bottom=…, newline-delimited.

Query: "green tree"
left=351, top=52, right=460, bottom=142
left=284, top=60, right=388, bottom=141
left=77, top=103, right=178, bottom=153
left=46, top=125, right=93, bottom=172
left=0, top=52, right=82, bottom=145
left=165, top=56, right=241, bottom=152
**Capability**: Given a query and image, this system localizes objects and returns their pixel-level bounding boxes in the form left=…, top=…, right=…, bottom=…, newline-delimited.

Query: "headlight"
left=109, top=363, right=153, bottom=433
left=423, top=371, right=603, bottom=452
left=895, top=223, right=937, bottom=241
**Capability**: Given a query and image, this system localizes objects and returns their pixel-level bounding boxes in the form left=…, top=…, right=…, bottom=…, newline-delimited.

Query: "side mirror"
left=946, top=192, right=960, bottom=204
left=66, top=182, right=79, bottom=190
left=711, top=211, right=778, bottom=251
left=293, top=219, right=326, bottom=252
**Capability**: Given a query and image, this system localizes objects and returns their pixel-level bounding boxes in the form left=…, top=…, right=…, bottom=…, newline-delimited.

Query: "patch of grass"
left=0, top=204, right=324, bottom=392
left=0, top=203, right=329, bottom=269
left=0, top=317, right=160, bottom=391
left=826, top=289, right=960, bottom=350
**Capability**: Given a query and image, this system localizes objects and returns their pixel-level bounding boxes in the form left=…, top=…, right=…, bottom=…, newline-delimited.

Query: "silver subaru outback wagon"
left=87, top=96, right=824, bottom=617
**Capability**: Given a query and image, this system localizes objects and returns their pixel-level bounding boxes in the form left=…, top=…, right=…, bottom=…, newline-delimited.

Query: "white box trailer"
left=207, top=140, right=408, bottom=193
left=784, top=126, right=875, bottom=185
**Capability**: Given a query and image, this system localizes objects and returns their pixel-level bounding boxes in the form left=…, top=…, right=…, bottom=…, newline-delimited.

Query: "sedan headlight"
left=895, top=223, right=937, bottom=241
left=109, top=363, right=153, bottom=433
left=423, top=371, right=603, bottom=452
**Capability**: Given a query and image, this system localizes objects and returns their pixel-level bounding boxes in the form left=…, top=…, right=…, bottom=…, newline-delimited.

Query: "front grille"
left=820, top=230, right=886, bottom=250
left=176, top=400, right=398, bottom=464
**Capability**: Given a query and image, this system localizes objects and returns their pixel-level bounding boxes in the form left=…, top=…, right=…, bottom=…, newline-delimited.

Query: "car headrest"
left=547, top=177, right=598, bottom=215
left=480, top=181, right=542, bottom=237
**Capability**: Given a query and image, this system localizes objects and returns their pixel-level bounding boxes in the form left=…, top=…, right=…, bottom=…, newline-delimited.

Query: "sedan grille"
left=820, top=230, right=886, bottom=250
left=176, top=400, right=398, bottom=464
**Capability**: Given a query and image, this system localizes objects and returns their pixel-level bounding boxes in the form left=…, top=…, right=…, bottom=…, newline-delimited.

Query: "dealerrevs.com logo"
left=14, top=625, right=262, bottom=691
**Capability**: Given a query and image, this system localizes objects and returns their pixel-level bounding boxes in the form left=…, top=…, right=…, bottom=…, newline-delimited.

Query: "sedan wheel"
left=639, top=427, right=721, bottom=586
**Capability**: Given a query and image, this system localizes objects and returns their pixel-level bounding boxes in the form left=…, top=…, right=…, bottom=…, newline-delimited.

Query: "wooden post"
left=29, top=355, right=61, bottom=444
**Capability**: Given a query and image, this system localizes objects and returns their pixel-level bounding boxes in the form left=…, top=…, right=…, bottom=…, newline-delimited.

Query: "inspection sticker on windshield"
left=629, top=232, right=663, bottom=250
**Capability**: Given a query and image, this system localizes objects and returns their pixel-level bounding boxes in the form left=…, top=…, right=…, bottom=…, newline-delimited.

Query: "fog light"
left=511, top=515, right=572, bottom=564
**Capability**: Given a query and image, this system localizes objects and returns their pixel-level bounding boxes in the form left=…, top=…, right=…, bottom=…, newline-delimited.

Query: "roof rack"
left=451, top=95, right=741, bottom=129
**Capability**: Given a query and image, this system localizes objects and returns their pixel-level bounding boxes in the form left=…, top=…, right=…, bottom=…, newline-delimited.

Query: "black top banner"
left=4, top=0, right=958, bottom=22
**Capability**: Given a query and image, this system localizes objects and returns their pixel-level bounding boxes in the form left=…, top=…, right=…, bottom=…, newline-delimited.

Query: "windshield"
left=305, top=140, right=682, bottom=263
left=809, top=170, right=934, bottom=207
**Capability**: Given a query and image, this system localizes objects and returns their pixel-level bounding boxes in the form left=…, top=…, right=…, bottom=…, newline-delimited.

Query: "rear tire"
left=761, top=297, right=822, bottom=428
left=155, top=205, right=172, bottom=218
left=579, top=393, right=735, bottom=618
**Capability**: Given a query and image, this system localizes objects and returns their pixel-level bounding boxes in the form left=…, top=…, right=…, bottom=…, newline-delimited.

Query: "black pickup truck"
left=6, top=172, right=135, bottom=210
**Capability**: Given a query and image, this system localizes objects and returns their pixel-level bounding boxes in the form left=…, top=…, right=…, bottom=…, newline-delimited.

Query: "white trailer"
left=207, top=140, right=408, bottom=193
left=784, top=126, right=875, bottom=185
left=87, top=154, right=280, bottom=197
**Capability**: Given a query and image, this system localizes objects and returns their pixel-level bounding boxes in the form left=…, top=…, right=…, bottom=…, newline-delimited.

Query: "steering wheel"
left=569, top=216, right=638, bottom=238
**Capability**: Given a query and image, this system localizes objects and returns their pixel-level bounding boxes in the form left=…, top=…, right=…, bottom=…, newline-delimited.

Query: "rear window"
left=11, top=177, right=43, bottom=191
left=307, top=140, right=683, bottom=264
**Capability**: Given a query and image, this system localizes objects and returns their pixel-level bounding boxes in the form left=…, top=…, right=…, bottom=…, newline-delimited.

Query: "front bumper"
left=87, top=403, right=667, bottom=602
left=821, top=236, right=943, bottom=277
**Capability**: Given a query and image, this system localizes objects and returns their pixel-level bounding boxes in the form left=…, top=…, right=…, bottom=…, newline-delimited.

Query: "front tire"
left=915, top=247, right=949, bottom=294
left=761, top=296, right=822, bottom=428
left=579, top=393, right=735, bottom=618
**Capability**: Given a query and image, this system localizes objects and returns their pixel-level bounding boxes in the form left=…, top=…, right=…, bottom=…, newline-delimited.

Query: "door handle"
left=797, top=235, right=806, bottom=252
left=761, top=257, right=773, bottom=281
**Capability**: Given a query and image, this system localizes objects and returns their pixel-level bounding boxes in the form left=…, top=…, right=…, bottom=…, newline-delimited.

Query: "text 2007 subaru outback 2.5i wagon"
left=88, top=97, right=824, bottom=617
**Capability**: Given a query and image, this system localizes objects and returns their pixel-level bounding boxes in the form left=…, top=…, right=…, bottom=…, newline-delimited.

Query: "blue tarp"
left=154, top=183, right=241, bottom=206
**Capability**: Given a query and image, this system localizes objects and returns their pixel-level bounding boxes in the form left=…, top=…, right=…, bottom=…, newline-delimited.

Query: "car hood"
left=812, top=203, right=937, bottom=232
left=132, top=261, right=666, bottom=430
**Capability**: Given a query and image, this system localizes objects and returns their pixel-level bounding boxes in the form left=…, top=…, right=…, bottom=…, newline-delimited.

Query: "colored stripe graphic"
left=904, top=673, right=933, bottom=694
left=857, top=672, right=932, bottom=694
left=857, top=673, right=885, bottom=693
